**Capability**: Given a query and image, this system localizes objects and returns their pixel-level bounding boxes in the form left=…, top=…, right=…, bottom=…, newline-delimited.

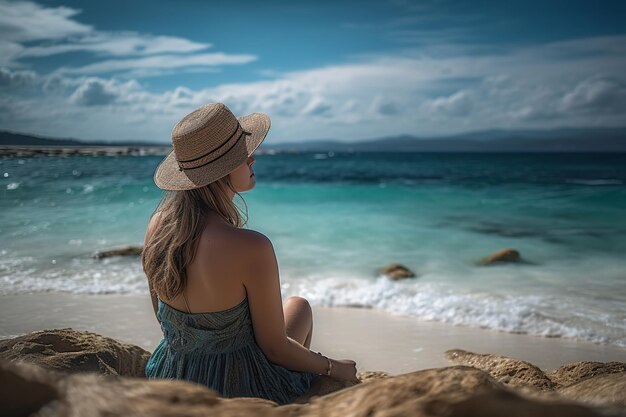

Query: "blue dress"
left=145, top=295, right=318, bottom=405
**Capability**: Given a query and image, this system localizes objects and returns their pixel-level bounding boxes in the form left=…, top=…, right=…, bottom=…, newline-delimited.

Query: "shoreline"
left=1, top=292, right=624, bottom=375
left=0, top=145, right=171, bottom=157
left=0, top=146, right=283, bottom=157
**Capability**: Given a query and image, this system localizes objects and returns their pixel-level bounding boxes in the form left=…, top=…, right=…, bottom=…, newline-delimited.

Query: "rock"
left=294, top=375, right=358, bottom=402
left=444, top=349, right=626, bottom=414
left=0, top=360, right=60, bottom=417
left=378, top=263, right=416, bottom=280
left=445, top=349, right=555, bottom=391
left=0, top=354, right=615, bottom=417
left=547, top=361, right=626, bottom=387
left=0, top=146, right=171, bottom=157
left=558, top=372, right=626, bottom=410
left=303, top=366, right=502, bottom=416
left=479, top=248, right=521, bottom=266
left=0, top=328, right=150, bottom=377
left=356, top=370, right=391, bottom=382
left=92, top=245, right=143, bottom=259
left=0, top=359, right=278, bottom=417
left=430, top=389, right=604, bottom=417
left=547, top=362, right=626, bottom=411
left=1, top=330, right=622, bottom=416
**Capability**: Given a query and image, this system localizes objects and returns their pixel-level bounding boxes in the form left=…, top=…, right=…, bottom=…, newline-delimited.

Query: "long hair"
left=142, top=175, right=248, bottom=300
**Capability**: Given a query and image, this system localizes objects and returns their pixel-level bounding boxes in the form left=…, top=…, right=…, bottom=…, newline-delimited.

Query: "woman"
left=142, top=102, right=359, bottom=405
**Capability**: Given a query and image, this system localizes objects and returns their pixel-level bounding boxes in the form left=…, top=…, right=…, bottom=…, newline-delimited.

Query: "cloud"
left=422, top=90, right=473, bottom=117
left=0, top=0, right=89, bottom=66
left=2, top=34, right=626, bottom=142
left=69, top=78, right=141, bottom=106
left=370, top=96, right=400, bottom=116
left=70, top=79, right=117, bottom=106
left=0, top=67, right=36, bottom=88
left=1, top=0, right=255, bottom=77
left=55, top=53, right=257, bottom=76
left=559, top=77, right=626, bottom=115
left=42, top=74, right=73, bottom=94
left=302, top=96, right=332, bottom=116
left=17, top=32, right=211, bottom=58
left=0, top=0, right=90, bottom=42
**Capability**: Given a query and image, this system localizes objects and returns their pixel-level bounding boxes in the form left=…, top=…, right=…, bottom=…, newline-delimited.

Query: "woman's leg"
left=283, top=296, right=313, bottom=349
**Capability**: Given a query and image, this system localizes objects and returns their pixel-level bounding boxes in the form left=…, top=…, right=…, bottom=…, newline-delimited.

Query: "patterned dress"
left=145, top=295, right=318, bottom=405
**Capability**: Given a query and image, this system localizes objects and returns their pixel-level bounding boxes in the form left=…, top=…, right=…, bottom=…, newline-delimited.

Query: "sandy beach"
left=1, top=292, right=623, bottom=375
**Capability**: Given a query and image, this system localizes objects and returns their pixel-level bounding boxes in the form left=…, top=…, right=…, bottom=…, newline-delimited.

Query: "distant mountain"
left=0, top=130, right=165, bottom=147
left=2, top=127, right=626, bottom=152
left=264, top=127, right=626, bottom=152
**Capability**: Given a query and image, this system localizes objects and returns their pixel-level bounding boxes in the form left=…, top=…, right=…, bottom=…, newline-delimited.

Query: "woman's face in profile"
left=228, top=155, right=256, bottom=192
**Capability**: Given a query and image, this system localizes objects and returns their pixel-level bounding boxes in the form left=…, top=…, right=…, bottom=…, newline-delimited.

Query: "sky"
left=1, top=0, right=625, bottom=144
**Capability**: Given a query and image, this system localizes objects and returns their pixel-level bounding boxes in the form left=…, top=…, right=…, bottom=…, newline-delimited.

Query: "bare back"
left=146, top=211, right=252, bottom=313
left=145, top=209, right=296, bottom=363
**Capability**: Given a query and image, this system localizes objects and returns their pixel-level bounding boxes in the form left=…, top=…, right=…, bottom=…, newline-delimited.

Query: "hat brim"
left=154, top=112, right=270, bottom=191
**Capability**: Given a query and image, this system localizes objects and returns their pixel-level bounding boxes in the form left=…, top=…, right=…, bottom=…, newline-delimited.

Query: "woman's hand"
left=329, top=358, right=359, bottom=383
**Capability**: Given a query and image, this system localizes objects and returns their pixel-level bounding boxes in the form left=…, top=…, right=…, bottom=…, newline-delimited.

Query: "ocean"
left=1, top=151, right=625, bottom=348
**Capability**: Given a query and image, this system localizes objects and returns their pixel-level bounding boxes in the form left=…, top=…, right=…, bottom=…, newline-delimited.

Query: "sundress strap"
left=182, top=291, right=192, bottom=314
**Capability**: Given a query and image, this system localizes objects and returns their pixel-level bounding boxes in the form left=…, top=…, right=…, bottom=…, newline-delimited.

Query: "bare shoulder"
left=234, top=228, right=272, bottom=247
left=144, top=211, right=162, bottom=244
left=222, top=228, right=275, bottom=280
left=194, top=223, right=273, bottom=265
left=229, top=229, right=274, bottom=261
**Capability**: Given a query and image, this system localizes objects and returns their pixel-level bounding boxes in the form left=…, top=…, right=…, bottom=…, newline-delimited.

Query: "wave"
left=0, top=256, right=148, bottom=295
left=2, top=255, right=625, bottom=348
left=285, top=275, right=626, bottom=348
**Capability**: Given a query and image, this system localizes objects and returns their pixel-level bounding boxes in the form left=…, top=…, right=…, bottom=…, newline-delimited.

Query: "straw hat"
left=154, top=103, right=270, bottom=190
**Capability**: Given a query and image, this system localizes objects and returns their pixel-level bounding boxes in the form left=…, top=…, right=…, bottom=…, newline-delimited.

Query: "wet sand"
left=0, top=292, right=624, bottom=375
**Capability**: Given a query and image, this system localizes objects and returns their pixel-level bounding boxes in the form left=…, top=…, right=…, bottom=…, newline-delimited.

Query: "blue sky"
left=1, top=0, right=625, bottom=143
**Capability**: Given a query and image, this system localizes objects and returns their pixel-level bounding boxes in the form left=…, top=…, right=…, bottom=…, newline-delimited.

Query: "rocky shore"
left=0, top=146, right=172, bottom=157
left=1, top=328, right=624, bottom=416
left=0, top=146, right=283, bottom=157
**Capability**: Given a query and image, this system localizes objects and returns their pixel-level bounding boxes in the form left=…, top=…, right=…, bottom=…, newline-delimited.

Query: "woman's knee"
left=285, top=296, right=311, bottom=314
left=285, top=297, right=312, bottom=324
left=284, top=297, right=312, bottom=346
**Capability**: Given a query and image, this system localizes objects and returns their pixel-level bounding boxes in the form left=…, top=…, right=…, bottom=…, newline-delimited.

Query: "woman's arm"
left=243, top=231, right=328, bottom=374
left=241, top=232, right=329, bottom=375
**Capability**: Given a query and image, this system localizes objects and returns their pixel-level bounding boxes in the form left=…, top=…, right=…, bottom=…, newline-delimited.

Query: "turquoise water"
left=1, top=152, right=625, bottom=347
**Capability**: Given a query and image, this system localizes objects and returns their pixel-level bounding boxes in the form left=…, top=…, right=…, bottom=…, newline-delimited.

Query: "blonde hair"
left=142, top=175, right=248, bottom=301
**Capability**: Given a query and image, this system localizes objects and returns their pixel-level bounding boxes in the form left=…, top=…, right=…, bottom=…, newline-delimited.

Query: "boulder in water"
left=377, top=263, right=416, bottom=280
left=92, top=245, right=143, bottom=259
left=479, top=248, right=521, bottom=265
